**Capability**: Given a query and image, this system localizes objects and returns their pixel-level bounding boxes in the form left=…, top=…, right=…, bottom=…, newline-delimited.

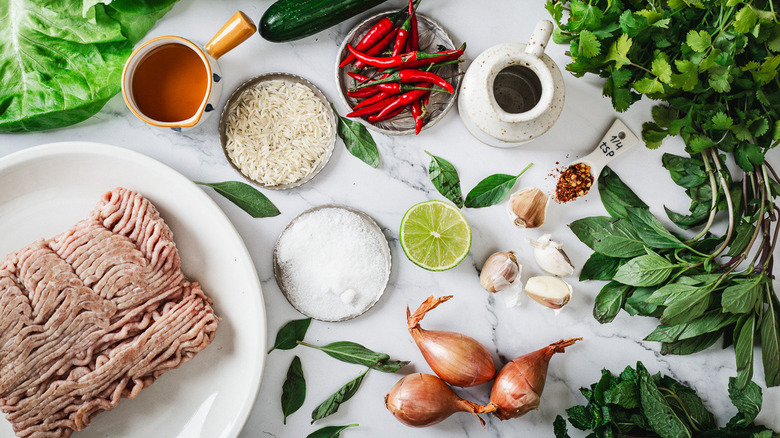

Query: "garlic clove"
left=507, top=187, right=549, bottom=229
left=524, top=276, right=572, bottom=309
left=529, top=234, right=575, bottom=277
left=480, top=251, right=521, bottom=293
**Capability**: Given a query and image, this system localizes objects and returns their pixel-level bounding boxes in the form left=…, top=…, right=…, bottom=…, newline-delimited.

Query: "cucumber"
left=260, top=0, right=389, bottom=43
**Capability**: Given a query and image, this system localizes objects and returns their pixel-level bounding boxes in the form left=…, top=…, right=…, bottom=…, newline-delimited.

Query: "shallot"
left=488, top=338, right=581, bottom=420
left=408, top=296, right=496, bottom=387
left=385, top=373, right=495, bottom=427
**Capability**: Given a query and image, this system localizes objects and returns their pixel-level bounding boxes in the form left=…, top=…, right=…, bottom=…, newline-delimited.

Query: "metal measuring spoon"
left=555, top=118, right=641, bottom=202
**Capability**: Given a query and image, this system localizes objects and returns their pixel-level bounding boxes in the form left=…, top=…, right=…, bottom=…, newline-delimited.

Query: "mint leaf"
left=638, top=363, right=692, bottom=438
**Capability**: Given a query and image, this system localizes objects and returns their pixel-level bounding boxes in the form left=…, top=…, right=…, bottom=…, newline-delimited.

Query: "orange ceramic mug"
left=121, top=11, right=255, bottom=131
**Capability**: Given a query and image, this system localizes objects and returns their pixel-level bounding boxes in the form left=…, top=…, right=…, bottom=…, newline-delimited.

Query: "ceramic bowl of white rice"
left=219, top=73, right=337, bottom=190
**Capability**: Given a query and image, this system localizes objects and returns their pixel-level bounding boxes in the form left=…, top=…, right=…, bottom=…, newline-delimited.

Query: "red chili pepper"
left=410, top=99, right=424, bottom=134
left=346, top=96, right=397, bottom=118
left=347, top=87, right=380, bottom=98
left=340, top=18, right=394, bottom=68
left=353, top=29, right=398, bottom=69
left=408, top=0, right=419, bottom=52
left=374, top=86, right=430, bottom=120
left=347, top=71, right=434, bottom=94
left=353, top=69, right=453, bottom=93
left=347, top=43, right=466, bottom=70
left=367, top=105, right=406, bottom=122
left=352, top=91, right=393, bottom=110
left=392, top=1, right=419, bottom=58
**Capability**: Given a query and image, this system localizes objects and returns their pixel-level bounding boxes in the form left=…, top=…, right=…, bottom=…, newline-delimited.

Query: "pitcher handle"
left=205, top=11, right=256, bottom=60
left=524, top=20, right=553, bottom=58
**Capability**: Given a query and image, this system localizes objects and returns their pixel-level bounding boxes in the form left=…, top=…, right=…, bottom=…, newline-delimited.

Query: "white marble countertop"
left=1, top=0, right=778, bottom=437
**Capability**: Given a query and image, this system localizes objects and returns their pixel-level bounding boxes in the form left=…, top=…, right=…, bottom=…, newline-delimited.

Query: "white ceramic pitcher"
left=458, top=20, right=565, bottom=147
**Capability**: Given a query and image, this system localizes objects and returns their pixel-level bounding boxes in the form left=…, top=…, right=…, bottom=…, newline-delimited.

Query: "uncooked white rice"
left=225, top=80, right=333, bottom=186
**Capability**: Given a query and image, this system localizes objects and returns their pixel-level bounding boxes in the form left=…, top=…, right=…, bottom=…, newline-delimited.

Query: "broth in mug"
left=131, top=43, right=209, bottom=122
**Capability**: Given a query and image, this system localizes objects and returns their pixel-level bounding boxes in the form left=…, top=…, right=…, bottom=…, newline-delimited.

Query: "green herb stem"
left=688, top=152, right=719, bottom=243
left=705, top=149, right=735, bottom=259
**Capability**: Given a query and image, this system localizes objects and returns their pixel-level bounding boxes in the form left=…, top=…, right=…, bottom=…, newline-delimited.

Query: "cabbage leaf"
left=0, top=0, right=179, bottom=132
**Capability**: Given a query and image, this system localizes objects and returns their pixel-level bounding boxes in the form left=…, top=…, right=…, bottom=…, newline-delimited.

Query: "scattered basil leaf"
left=269, top=318, right=312, bottom=353
left=637, top=363, right=692, bottom=438
left=426, top=152, right=463, bottom=208
left=306, top=424, right=358, bottom=438
left=593, top=281, right=632, bottom=323
left=613, top=253, right=675, bottom=287
left=598, top=166, right=649, bottom=219
left=299, top=341, right=409, bottom=373
left=311, top=368, right=369, bottom=422
left=580, top=252, right=624, bottom=281
left=332, top=104, right=379, bottom=168
left=195, top=181, right=280, bottom=218
left=281, top=356, right=306, bottom=424
left=464, top=163, right=533, bottom=208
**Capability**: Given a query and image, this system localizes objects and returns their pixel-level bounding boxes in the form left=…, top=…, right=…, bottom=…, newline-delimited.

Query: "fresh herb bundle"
left=547, top=0, right=780, bottom=388
left=554, top=362, right=777, bottom=438
left=572, top=167, right=779, bottom=388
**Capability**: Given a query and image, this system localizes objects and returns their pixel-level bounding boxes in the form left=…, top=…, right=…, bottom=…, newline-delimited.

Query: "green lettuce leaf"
left=0, top=0, right=179, bottom=132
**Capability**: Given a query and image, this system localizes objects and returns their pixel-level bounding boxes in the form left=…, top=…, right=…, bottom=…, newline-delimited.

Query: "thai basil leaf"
left=648, top=311, right=736, bottom=343
left=627, top=208, right=686, bottom=249
left=647, top=282, right=705, bottom=306
left=727, top=377, right=762, bottom=425
left=662, top=153, right=708, bottom=188
left=580, top=252, right=624, bottom=281
left=598, top=166, right=649, bottom=218
left=0, top=0, right=180, bottom=132
left=333, top=104, right=379, bottom=168
left=268, top=318, right=311, bottom=353
left=311, top=368, right=369, bottom=422
left=637, top=363, right=692, bottom=438
left=665, top=203, right=712, bottom=230
left=569, top=216, right=647, bottom=258
left=281, top=356, right=306, bottom=424
left=594, top=281, right=632, bottom=323
left=196, top=181, right=281, bottom=218
left=760, top=296, right=780, bottom=387
left=426, top=152, right=463, bottom=208
left=464, top=163, right=533, bottom=208
left=660, top=286, right=713, bottom=326
left=303, top=341, right=408, bottom=373
left=613, top=253, right=675, bottom=287
left=661, top=331, right=721, bottom=355
left=625, top=287, right=660, bottom=317
left=726, top=223, right=756, bottom=257
left=734, top=315, right=756, bottom=390
left=721, top=276, right=763, bottom=314
left=307, top=424, right=358, bottom=438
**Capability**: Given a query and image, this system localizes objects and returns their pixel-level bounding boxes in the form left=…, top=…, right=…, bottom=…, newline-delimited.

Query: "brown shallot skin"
left=488, top=338, right=582, bottom=420
left=407, top=296, right=496, bottom=387
left=385, top=373, right=495, bottom=428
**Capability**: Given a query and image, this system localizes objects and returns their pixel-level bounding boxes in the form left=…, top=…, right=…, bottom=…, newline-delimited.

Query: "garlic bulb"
left=529, top=234, right=575, bottom=276
left=480, top=251, right=521, bottom=293
left=507, top=187, right=549, bottom=229
left=524, top=276, right=572, bottom=309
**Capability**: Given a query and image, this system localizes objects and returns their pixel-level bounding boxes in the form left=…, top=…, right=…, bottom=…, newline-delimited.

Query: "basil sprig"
left=195, top=181, right=280, bottom=218
left=298, top=341, right=409, bottom=373
left=311, top=368, right=369, bottom=422
left=307, top=424, right=358, bottom=438
left=268, top=318, right=311, bottom=353
left=464, top=163, right=533, bottom=208
left=332, top=104, right=379, bottom=168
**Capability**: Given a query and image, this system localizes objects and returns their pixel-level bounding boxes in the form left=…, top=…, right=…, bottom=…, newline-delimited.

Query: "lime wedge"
left=400, top=200, right=471, bottom=271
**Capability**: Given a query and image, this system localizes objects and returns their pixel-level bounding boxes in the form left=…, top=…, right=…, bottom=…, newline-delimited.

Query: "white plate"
left=0, top=142, right=266, bottom=438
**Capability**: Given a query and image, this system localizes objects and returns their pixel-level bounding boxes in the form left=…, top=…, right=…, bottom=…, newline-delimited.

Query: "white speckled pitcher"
left=458, top=20, right=565, bottom=147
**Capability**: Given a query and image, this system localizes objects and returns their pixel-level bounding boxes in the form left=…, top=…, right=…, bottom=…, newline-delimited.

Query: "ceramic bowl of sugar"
left=273, top=205, right=391, bottom=322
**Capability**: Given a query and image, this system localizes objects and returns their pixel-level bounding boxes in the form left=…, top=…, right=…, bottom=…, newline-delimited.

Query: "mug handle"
left=205, top=11, right=256, bottom=60
left=524, top=20, right=553, bottom=58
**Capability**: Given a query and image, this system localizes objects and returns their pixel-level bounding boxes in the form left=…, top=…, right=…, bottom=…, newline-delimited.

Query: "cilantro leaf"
left=606, top=34, right=633, bottom=69
left=634, top=77, right=664, bottom=94
left=711, top=112, right=734, bottom=130
left=686, top=30, right=712, bottom=52
left=733, top=5, right=758, bottom=34
left=672, top=60, right=699, bottom=91
left=578, top=30, right=601, bottom=57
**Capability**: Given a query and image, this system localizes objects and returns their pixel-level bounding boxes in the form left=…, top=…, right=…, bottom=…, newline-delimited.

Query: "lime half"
left=400, top=200, right=472, bottom=271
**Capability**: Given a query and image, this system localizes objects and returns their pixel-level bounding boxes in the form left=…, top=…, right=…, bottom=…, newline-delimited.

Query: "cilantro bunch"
left=554, top=362, right=778, bottom=438
left=547, top=0, right=780, bottom=389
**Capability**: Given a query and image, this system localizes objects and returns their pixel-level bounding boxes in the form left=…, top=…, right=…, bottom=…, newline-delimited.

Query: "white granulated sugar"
left=276, top=208, right=389, bottom=320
